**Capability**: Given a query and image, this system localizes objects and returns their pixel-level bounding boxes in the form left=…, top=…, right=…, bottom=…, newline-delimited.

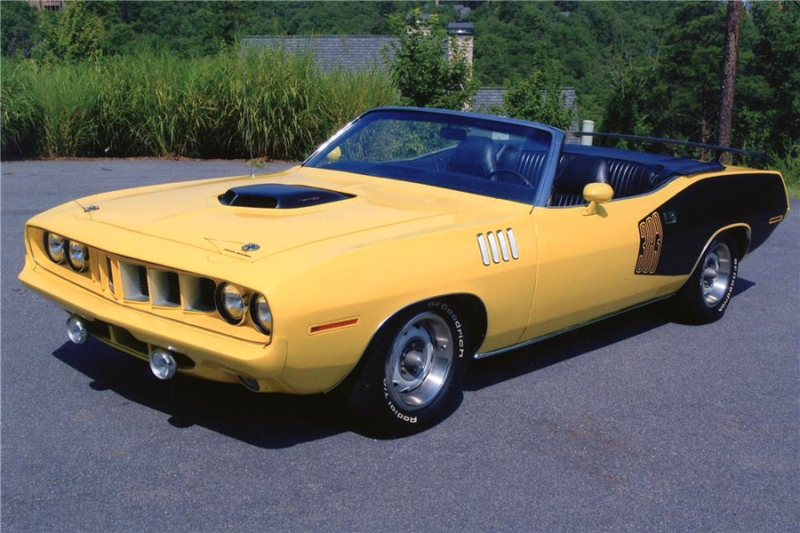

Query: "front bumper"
left=19, top=254, right=292, bottom=393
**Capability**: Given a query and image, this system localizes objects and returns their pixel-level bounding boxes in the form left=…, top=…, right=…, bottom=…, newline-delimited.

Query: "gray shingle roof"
left=473, top=87, right=506, bottom=113
left=240, top=35, right=397, bottom=73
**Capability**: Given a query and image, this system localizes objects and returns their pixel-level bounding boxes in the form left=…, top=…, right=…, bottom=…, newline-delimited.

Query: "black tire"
left=671, top=234, right=739, bottom=324
left=348, top=300, right=470, bottom=436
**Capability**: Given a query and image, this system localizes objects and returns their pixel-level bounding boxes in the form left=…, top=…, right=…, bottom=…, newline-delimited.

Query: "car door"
left=520, top=179, right=682, bottom=342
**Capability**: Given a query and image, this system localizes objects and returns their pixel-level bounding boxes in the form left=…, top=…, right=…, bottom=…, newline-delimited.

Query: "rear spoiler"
left=573, top=131, right=768, bottom=164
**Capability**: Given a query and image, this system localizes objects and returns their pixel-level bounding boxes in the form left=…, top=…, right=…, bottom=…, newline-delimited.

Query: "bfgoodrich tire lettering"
left=348, top=300, right=470, bottom=436
left=672, top=234, right=739, bottom=325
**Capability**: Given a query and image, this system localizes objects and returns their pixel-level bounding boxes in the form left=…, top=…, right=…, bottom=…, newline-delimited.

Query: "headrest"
left=554, top=155, right=608, bottom=194
left=448, top=136, right=496, bottom=178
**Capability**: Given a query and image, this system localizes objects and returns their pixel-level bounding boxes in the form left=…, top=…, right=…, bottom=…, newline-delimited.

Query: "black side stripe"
left=641, top=173, right=786, bottom=276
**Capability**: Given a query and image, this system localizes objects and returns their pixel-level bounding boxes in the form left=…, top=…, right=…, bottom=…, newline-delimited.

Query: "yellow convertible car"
left=19, top=107, right=789, bottom=434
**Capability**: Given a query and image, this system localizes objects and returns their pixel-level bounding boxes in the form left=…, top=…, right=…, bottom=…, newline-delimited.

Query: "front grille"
left=166, top=272, right=181, bottom=304
left=118, top=259, right=217, bottom=313
left=119, top=262, right=148, bottom=301
left=198, top=277, right=216, bottom=310
left=149, top=269, right=180, bottom=307
left=29, top=226, right=268, bottom=343
left=181, top=275, right=217, bottom=312
left=136, top=266, right=149, bottom=297
left=106, top=257, right=115, bottom=293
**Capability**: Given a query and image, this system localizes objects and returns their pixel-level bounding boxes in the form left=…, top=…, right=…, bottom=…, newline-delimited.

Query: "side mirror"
left=582, top=182, right=614, bottom=216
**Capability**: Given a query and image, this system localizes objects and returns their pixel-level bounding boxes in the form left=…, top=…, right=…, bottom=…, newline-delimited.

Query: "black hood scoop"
left=219, top=184, right=354, bottom=209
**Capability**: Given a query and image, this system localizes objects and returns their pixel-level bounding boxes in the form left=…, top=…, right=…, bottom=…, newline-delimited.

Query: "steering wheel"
left=486, top=168, right=533, bottom=188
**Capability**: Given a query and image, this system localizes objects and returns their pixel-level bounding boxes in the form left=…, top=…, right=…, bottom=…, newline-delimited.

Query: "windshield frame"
left=303, top=107, right=565, bottom=207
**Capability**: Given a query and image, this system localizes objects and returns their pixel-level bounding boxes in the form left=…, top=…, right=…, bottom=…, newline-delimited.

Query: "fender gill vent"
left=477, top=229, right=519, bottom=266
left=219, top=184, right=354, bottom=209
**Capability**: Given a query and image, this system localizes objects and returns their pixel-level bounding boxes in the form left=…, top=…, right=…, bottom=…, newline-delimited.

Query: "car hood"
left=82, top=167, right=496, bottom=262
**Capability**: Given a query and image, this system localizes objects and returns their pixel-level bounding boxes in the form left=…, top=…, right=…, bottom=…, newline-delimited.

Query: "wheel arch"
left=328, top=292, right=488, bottom=394
left=434, top=293, right=489, bottom=356
left=688, top=223, right=750, bottom=276
left=671, top=224, right=744, bottom=325
left=370, top=293, right=488, bottom=360
left=726, top=225, right=752, bottom=259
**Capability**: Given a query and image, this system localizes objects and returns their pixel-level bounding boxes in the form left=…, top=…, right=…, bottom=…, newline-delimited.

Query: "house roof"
left=473, top=87, right=506, bottom=113
left=240, top=35, right=397, bottom=73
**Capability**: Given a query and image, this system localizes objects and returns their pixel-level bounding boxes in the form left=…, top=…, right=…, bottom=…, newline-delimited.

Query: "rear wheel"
left=672, top=234, right=738, bottom=324
left=348, top=301, right=469, bottom=436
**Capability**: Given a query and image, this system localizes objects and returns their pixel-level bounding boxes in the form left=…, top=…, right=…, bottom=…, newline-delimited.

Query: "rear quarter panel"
left=648, top=170, right=789, bottom=275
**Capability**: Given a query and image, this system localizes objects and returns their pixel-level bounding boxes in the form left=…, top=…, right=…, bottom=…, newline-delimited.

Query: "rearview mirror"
left=440, top=127, right=467, bottom=141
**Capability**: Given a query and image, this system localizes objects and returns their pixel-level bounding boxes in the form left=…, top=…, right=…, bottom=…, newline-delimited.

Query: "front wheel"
left=348, top=302, right=470, bottom=436
left=671, top=234, right=739, bottom=324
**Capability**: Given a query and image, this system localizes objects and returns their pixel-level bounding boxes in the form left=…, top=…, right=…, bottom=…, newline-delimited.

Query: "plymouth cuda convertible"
left=19, top=107, right=789, bottom=434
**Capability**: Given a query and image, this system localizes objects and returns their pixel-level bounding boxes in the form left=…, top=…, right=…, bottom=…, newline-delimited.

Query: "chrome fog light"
left=66, top=316, right=88, bottom=344
left=215, top=282, right=245, bottom=324
left=67, top=241, right=89, bottom=272
left=149, top=348, right=177, bottom=380
left=249, top=293, right=273, bottom=336
left=45, top=232, right=66, bottom=264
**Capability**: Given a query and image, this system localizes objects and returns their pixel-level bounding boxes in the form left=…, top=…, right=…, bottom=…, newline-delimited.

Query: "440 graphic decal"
left=635, top=211, right=663, bottom=275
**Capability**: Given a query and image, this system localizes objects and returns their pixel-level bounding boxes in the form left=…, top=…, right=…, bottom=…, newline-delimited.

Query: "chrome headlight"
left=45, top=232, right=66, bottom=264
left=250, top=293, right=273, bottom=336
left=215, top=282, right=245, bottom=324
left=67, top=241, right=90, bottom=272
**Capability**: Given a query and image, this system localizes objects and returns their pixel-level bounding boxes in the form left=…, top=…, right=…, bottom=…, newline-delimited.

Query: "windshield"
left=304, top=108, right=559, bottom=204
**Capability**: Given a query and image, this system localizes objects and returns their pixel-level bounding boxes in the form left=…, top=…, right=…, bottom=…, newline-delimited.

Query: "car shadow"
left=52, top=278, right=756, bottom=444
left=464, top=278, right=755, bottom=392
left=53, top=341, right=349, bottom=449
left=735, top=277, right=755, bottom=295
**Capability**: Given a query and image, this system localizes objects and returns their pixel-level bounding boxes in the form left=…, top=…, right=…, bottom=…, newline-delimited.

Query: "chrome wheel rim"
left=385, top=312, right=454, bottom=411
left=701, top=242, right=732, bottom=307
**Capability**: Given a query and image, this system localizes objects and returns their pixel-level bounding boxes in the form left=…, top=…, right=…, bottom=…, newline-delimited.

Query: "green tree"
left=1, top=1, right=38, bottom=57
left=387, top=9, right=477, bottom=110
left=472, top=2, right=559, bottom=86
left=644, top=2, right=727, bottom=148
left=501, top=66, right=575, bottom=130
left=34, top=0, right=106, bottom=63
left=597, top=3, right=666, bottom=136
left=736, top=1, right=800, bottom=157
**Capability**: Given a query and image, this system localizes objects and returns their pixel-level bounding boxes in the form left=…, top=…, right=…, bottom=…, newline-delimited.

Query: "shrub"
left=500, top=68, right=575, bottom=131
left=0, top=48, right=398, bottom=160
left=1, top=59, right=38, bottom=157
left=770, top=141, right=800, bottom=198
left=387, top=9, right=476, bottom=110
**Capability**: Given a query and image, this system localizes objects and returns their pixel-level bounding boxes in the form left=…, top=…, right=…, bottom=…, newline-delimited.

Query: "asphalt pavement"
left=2, top=159, right=798, bottom=532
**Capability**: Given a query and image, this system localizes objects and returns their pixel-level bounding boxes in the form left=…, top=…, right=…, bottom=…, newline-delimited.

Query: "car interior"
left=446, top=135, right=665, bottom=206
